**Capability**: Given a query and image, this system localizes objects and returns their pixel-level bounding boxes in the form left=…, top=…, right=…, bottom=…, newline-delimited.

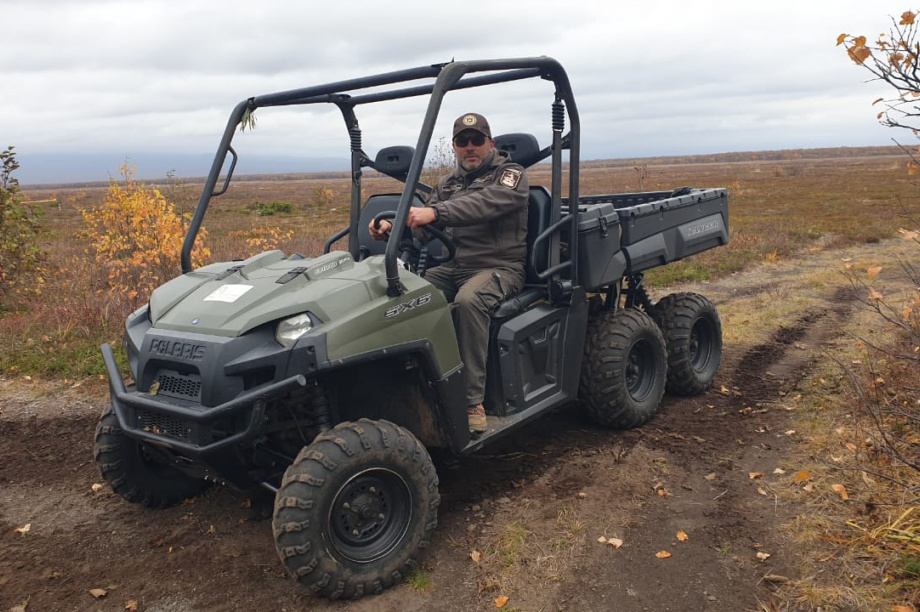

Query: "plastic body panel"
left=484, top=294, right=588, bottom=418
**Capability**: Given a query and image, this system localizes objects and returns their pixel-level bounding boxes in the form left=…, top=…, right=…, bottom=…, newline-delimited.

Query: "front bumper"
left=102, top=343, right=306, bottom=457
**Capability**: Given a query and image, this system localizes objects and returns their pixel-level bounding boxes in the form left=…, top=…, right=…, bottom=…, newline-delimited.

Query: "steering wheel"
left=372, top=211, right=456, bottom=275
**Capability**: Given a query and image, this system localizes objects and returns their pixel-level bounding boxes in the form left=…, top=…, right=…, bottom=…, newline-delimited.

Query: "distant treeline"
left=25, top=146, right=904, bottom=189
left=579, top=145, right=903, bottom=169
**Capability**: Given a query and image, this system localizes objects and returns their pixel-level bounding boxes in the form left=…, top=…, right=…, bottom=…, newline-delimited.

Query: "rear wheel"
left=94, top=403, right=209, bottom=508
left=654, top=292, right=722, bottom=396
left=273, top=419, right=439, bottom=599
left=579, top=308, right=667, bottom=429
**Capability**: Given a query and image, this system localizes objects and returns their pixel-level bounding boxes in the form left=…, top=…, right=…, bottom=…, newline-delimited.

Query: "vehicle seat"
left=492, top=134, right=553, bottom=319
left=494, top=133, right=545, bottom=168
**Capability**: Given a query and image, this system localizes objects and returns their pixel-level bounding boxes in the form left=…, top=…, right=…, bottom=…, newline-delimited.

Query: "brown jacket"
left=424, top=150, right=529, bottom=273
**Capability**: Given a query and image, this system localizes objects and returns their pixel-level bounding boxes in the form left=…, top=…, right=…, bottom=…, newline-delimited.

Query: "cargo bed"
left=562, top=187, right=729, bottom=289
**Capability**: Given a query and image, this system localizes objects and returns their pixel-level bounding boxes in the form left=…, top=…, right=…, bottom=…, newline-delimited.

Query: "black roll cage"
left=180, top=56, right=582, bottom=299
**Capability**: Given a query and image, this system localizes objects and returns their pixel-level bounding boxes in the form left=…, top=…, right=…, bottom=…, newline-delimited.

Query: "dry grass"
left=761, top=253, right=920, bottom=611
left=9, top=152, right=919, bottom=379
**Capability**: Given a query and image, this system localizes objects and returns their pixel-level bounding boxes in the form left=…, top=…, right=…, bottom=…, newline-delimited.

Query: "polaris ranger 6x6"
left=96, top=56, right=729, bottom=599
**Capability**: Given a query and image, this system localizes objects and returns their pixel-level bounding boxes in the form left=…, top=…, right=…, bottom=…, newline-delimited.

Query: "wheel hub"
left=328, top=468, right=412, bottom=563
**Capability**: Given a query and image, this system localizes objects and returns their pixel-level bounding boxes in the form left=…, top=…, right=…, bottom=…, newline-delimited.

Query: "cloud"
left=1, top=0, right=905, bottom=182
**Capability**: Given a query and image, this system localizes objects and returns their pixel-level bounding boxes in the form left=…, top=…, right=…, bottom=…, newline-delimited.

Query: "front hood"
left=150, top=250, right=374, bottom=337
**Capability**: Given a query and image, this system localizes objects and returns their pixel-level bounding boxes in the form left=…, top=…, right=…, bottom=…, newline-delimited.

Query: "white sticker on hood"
left=204, top=284, right=253, bottom=303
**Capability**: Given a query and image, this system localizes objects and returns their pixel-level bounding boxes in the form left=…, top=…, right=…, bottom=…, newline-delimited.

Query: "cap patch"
left=499, top=167, right=522, bottom=189
left=462, top=114, right=478, bottom=126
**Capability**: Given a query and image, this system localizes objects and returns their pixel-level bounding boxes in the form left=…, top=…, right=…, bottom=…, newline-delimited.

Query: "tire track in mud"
left=553, top=286, right=863, bottom=612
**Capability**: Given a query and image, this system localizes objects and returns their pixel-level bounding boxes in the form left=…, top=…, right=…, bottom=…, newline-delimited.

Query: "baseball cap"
left=452, top=113, right=491, bottom=139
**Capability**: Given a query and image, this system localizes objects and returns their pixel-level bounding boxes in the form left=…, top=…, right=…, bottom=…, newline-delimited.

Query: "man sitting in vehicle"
left=369, top=112, right=529, bottom=433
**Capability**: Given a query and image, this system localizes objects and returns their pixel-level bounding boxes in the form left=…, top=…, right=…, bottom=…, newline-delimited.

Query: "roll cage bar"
left=180, top=57, right=582, bottom=298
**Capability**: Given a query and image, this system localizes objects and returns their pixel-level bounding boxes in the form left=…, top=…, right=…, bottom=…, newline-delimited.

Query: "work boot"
left=467, top=403, right=487, bottom=433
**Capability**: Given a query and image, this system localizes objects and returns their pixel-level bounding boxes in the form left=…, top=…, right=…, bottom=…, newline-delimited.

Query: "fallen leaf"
left=831, top=484, right=849, bottom=501
left=704, top=472, right=717, bottom=481
left=784, top=430, right=796, bottom=436
left=757, top=487, right=768, bottom=496
left=597, top=536, right=607, bottom=543
left=862, top=472, right=877, bottom=486
left=125, top=600, right=139, bottom=612
left=470, top=550, right=482, bottom=564
left=657, top=488, right=670, bottom=497
left=749, top=472, right=764, bottom=480
left=793, top=470, right=811, bottom=484
left=676, top=531, right=689, bottom=541
left=655, top=550, right=672, bottom=559
left=495, top=595, right=510, bottom=608
left=608, top=537, right=623, bottom=548
left=89, top=588, right=108, bottom=599
left=773, top=468, right=786, bottom=475
left=92, top=483, right=104, bottom=492
left=756, top=552, right=771, bottom=561
left=14, top=523, right=31, bottom=535
left=867, top=265, right=882, bottom=280
left=868, top=287, right=884, bottom=300
left=803, top=482, right=815, bottom=493
left=763, top=574, right=789, bottom=583
left=892, top=606, right=914, bottom=612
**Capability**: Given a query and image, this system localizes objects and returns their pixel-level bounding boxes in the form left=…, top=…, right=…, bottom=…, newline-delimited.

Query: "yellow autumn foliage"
left=81, top=164, right=210, bottom=309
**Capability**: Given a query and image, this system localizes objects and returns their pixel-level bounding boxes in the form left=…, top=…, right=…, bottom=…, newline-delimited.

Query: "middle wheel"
left=579, top=308, right=668, bottom=429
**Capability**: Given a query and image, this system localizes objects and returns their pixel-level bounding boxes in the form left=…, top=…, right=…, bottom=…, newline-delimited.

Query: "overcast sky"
left=2, top=0, right=908, bottom=183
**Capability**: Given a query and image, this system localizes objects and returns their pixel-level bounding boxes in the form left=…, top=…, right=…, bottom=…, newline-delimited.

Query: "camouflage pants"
left=423, top=266, right=524, bottom=406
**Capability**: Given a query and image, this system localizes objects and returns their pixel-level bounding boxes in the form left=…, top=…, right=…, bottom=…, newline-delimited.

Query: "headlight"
left=275, top=313, right=316, bottom=347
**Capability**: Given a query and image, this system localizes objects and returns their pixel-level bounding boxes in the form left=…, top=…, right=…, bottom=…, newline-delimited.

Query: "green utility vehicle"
left=95, top=57, right=729, bottom=599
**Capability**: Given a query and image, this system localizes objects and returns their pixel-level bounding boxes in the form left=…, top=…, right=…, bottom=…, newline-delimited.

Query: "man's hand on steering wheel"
left=368, top=218, right=393, bottom=241
left=406, top=206, right=438, bottom=229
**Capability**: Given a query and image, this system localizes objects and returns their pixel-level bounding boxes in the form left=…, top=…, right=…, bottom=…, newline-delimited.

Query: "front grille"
left=137, top=410, right=192, bottom=441
left=155, top=371, right=202, bottom=400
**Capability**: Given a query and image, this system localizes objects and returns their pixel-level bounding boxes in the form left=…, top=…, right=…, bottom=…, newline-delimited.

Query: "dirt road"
left=1, top=238, right=912, bottom=612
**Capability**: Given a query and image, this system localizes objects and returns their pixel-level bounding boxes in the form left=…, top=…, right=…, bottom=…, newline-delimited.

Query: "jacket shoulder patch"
left=499, top=167, right=522, bottom=189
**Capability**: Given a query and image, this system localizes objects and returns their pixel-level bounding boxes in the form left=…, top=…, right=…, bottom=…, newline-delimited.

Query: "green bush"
left=0, top=146, right=44, bottom=303
left=256, top=200, right=292, bottom=216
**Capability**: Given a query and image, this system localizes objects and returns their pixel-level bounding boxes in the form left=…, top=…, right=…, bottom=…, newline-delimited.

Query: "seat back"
left=524, top=186, right=552, bottom=284
left=493, top=133, right=551, bottom=284
left=357, top=194, right=402, bottom=258
left=493, top=133, right=544, bottom=168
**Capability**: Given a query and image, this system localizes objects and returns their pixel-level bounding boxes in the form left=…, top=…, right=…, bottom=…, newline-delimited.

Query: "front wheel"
left=273, top=419, right=439, bottom=600
left=653, top=292, right=723, bottom=396
left=579, top=308, right=667, bottom=429
left=94, top=403, right=210, bottom=508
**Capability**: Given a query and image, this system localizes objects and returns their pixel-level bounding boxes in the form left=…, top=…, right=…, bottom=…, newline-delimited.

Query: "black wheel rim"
left=689, top=318, right=714, bottom=373
left=328, top=468, right=412, bottom=564
left=626, top=338, right=656, bottom=400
